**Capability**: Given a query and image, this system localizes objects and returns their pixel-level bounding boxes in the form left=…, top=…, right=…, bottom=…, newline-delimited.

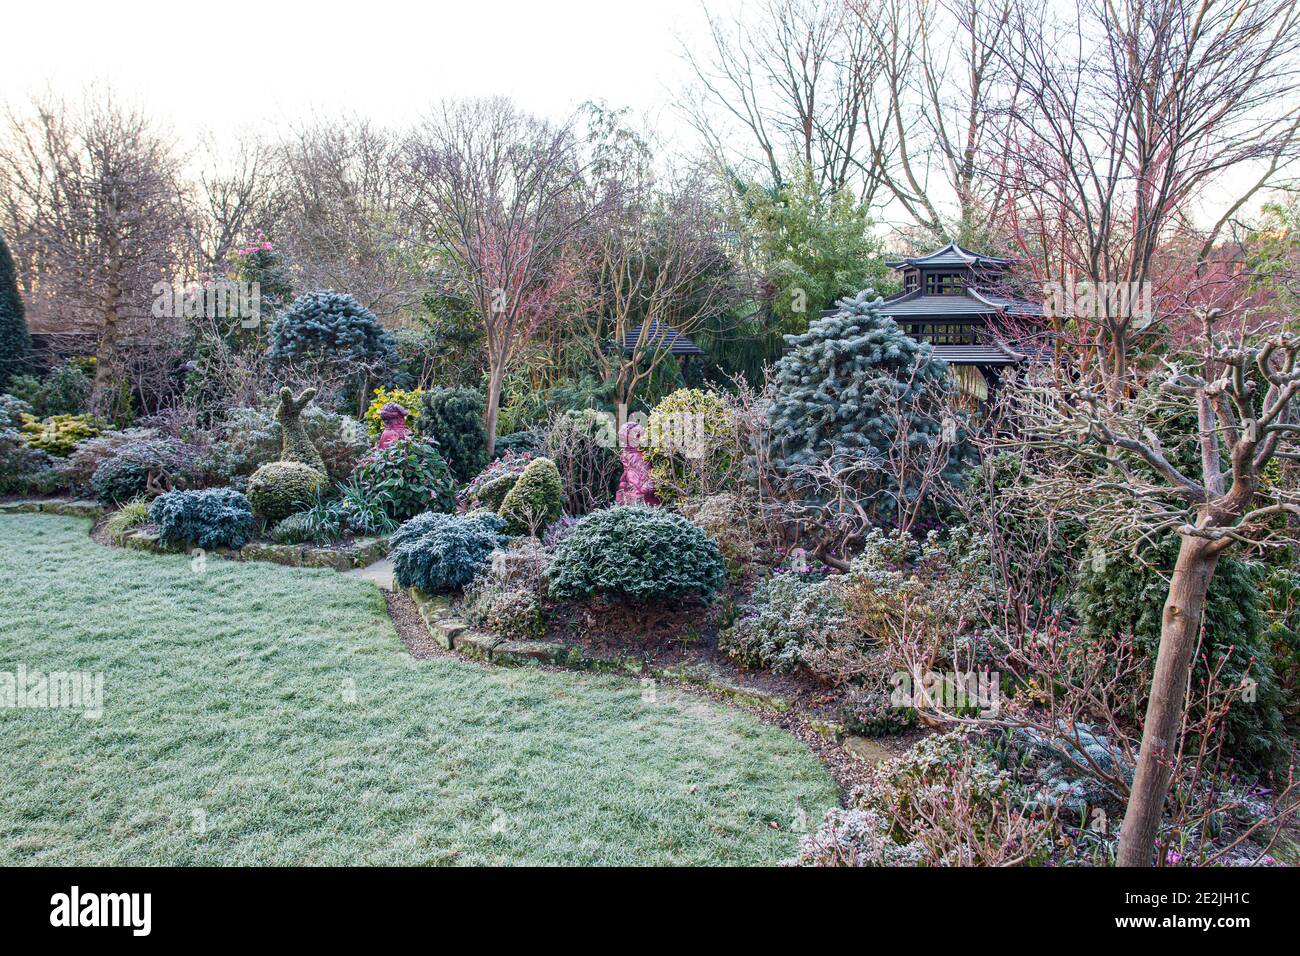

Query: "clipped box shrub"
left=498, top=456, right=563, bottom=535
left=547, top=505, right=727, bottom=603
left=247, top=461, right=326, bottom=524
left=463, top=451, right=534, bottom=511
left=420, top=386, right=488, bottom=483
left=149, top=488, right=255, bottom=550
left=390, top=511, right=507, bottom=592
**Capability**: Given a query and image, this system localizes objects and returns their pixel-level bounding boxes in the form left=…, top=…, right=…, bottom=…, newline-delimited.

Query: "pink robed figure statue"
left=376, top=402, right=412, bottom=450
left=615, top=420, right=659, bottom=506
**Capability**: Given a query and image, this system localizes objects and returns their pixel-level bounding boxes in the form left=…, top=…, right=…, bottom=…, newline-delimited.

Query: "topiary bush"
left=220, top=404, right=366, bottom=480
left=19, top=413, right=102, bottom=456
left=266, top=291, right=396, bottom=373
left=547, top=505, right=727, bottom=604
left=498, top=456, right=564, bottom=535
left=247, top=461, right=327, bottom=524
left=766, top=289, right=962, bottom=519
left=272, top=386, right=326, bottom=472
left=420, top=386, right=488, bottom=483
left=149, top=488, right=254, bottom=550
left=462, top=451, right=534, bottom=511
left=390, top=511, right=508, bottom=592
left=1076, top=535, right=1286, bottom=770
left=350, top=438, right=455, bottom=522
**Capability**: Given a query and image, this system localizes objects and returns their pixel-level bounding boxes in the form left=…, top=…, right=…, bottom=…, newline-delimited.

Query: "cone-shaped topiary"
left=766, top=289, right=961, bottom=518
left=498, top=456, right=564, bottom=535
left=247, top=461, right=326, bottom=524
left=0, top=229, right=33, bottom=391
left=274, top=386, right=327, bottom=473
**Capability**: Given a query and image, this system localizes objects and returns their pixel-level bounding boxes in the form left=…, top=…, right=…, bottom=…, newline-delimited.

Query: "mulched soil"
left=535, top=584, right=859, bottom=727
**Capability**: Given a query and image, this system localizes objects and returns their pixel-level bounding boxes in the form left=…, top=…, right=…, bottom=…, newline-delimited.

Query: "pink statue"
left=616, top=421, right=659, bottom=506
left=376, top=402, right=412, bottom=450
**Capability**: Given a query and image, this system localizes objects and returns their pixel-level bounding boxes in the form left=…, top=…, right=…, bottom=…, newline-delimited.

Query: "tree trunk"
left=483, top=365, right=503, bottom=459
left=1116, top=533, right=1221, bottom=866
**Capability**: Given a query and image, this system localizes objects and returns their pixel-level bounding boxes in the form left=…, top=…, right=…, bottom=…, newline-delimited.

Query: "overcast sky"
left=2, top=0, right=720, bottom=145
left=2, top=0, right=1278, bottom=232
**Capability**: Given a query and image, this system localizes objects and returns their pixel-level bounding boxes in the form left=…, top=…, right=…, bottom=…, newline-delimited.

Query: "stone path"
left=346, top=555, right=395, bottom=591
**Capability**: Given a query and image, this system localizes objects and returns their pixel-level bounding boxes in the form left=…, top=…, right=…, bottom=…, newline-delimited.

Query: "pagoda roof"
left=618, top=320, right=706, bottom=356
left=885, top=241, right=1016, bottom=270
left=875, top=287, right=1041, bottom=318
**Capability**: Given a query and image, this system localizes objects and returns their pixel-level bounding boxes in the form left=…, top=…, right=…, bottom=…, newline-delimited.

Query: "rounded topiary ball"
left=547, top=505, right=727, bottom=604
left=498, top=457, right=563, bottom=535
left=247, top=461, right=325, bottom=524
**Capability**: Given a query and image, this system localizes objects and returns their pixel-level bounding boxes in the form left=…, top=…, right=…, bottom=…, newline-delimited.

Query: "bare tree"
left=1015, top=309, right=1300, bottom=865
left=990, top=0, right=1300, bottom=393
left=0, top=90, right=187, bottom=411
left=181, top=133, right=272, bottom=277
left=680, top=0, right=882, bottom=201
left=403, top=98, right=593, bottom=456
left=272, top=116, right=423, bottom=321
left=580, top=172, right=739, bottom=408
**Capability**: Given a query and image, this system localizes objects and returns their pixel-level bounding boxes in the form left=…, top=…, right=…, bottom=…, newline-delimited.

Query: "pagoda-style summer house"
left=822, top=242, right=1044, bottom=407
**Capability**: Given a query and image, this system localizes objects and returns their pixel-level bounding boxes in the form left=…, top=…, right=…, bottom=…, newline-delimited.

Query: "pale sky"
left=1, top=0, right=1282, bottom=231
left=1, top=0, right=721, bottom=146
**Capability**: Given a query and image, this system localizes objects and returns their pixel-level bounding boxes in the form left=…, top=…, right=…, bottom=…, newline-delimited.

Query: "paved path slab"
left=346, top=556, right=395, bottom=591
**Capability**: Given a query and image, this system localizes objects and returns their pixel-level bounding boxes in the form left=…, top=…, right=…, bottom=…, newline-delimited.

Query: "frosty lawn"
left=0, top=514, right=836, bottom=865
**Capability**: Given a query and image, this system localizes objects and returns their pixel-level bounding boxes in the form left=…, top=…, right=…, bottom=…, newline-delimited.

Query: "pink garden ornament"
left=616, top=421, right=659, bottom=506
left=376, top=402, right=412, bottom=450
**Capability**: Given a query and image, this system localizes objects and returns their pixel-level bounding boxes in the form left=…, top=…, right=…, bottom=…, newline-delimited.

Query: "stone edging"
left=118, top=528, right=389, bottom=571
left=0, top=497, right=389, bottom=571
left=0, top=498, right=104, bottom=519
left=403, top=586, right=813, bottom=722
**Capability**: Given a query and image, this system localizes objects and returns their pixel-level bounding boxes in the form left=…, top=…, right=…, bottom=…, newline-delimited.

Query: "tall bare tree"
left=272, top=116, right=424, bottom=321
left=581, top=171, right=739, bottom=408
left=0, top=90, right=186, bottom=409
left=1018, top=309, right=1300, bottom=866
left=990, top=0, right=1300, bottom=393
left=403, top=98, right=593, bottom=455
left=181, top=133, right=273, bottom=277
left=680, top=0, right=884, bottom=201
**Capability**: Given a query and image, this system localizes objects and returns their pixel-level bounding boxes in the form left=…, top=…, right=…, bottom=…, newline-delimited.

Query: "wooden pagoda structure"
left=821, top=242, right=1045, bottom=405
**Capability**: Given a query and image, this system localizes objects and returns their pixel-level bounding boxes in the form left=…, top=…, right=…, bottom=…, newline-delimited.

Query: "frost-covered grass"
left=0, top=514, right=835, bottom=865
